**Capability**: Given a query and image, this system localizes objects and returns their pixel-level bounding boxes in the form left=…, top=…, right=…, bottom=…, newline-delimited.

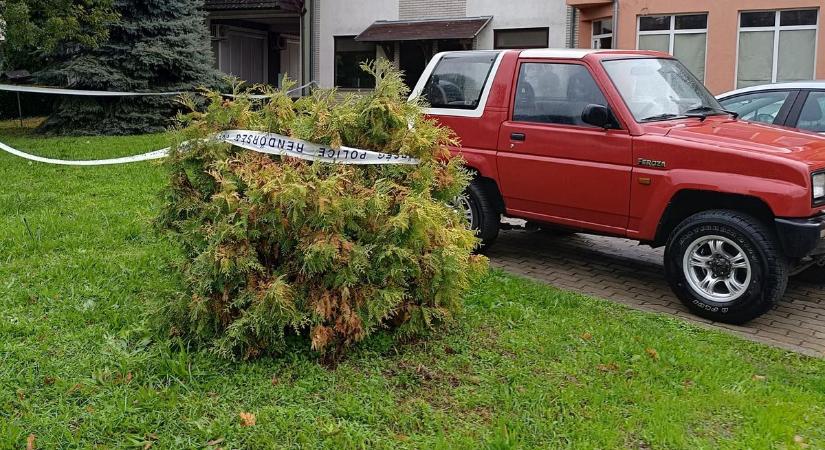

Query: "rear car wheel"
left=454, top=178, right=499, bottom=249
left=664, top=210, right=788, bottom=324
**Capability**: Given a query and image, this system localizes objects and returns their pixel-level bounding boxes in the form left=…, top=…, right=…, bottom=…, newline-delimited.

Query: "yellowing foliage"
left=157, top=61, right=487, bottom=360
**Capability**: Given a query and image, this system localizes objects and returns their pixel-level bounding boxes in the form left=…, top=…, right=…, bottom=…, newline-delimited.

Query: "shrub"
left=157, top=61, right=487, bottom=361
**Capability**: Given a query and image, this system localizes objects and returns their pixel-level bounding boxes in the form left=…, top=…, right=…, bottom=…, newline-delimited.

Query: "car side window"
left=797, top=91, right=825, bottom=133
left=719, top=91, right=789, bottom=124
left=513, top=63, right=608, bottom=127
left=421, top=52, right=499, bottom=110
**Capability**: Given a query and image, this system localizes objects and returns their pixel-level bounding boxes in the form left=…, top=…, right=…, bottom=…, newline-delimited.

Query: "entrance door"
left=280, top=36, right=301, bottom=86
left=221, top=28, right=269, bottom=84
left=497, top=61, right=633, bottom=235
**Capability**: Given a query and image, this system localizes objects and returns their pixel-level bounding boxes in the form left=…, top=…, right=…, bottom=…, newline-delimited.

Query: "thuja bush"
left=157, top=61, right=487, bottom=361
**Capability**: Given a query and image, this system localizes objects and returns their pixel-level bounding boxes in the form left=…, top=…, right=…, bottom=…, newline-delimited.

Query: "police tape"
left=0, top=83, right=182, bottom=97
left=0, top=81, right=316, bottom=99
left=0, top=130, right=419, bottom=166
left=218, top=130, right=418, bottom=165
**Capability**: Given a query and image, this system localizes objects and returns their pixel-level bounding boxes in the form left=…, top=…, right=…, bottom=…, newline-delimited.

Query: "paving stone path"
left=487, top=229, right=825, bottom=357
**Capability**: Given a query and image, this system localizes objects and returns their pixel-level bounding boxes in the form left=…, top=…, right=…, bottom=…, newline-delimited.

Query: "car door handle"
left=510, top=132, right=526, bottom=142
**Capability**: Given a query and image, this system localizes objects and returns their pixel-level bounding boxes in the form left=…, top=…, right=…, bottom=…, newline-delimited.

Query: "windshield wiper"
left=640, top=113, right=688, bottom=122
left=684, top=105, right=739, bottom=119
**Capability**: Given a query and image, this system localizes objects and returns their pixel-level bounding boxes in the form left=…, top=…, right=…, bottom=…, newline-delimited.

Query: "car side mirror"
left=581, top=104, right=612, bottom=129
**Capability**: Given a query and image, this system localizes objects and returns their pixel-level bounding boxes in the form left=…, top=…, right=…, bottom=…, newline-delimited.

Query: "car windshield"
left=602, top=58, right=723, bottom=122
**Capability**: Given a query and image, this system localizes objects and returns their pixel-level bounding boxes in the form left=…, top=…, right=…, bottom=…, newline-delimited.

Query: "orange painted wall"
left=576, top=4, right=614, bottom=48
left=570, top=0, right=825, bottom=94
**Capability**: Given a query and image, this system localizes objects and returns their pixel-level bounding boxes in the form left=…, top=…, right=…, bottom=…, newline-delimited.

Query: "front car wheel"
left=681, top=235, right=753, bottom=303
left=664, top=210, right=788, bottom=324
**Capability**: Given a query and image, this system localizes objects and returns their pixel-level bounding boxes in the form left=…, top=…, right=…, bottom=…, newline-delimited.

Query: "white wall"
left=399, top=0, right=466, bottom=19
left=316, top=0, right=570, bottom=88
left=468, top=0, right=569, bottom=49
left=318, top=0, right=400, bottom=88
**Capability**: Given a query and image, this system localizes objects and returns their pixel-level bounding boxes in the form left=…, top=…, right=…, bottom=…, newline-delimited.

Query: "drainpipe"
left=307, top=0, right=314, bottom=90
left=299, top=0, right=311, bottom=92
left=612, top=0, right=619, bottom=48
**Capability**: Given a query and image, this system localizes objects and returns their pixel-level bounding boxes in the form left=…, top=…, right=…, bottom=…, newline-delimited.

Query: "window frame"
left=421, top=53, right=498, bottom=110
left=735, top=9, right=819, bottom=88
left=333, top=35, right=377, bottom=90
left=409, top=51, right=505, bottom=118
left=509, top=60, right=621, bottom=130
left=635, top=13, right=708, bottom=80
left=786, top=89, right=825, bottom=131
left=592, top=18, right=613, bottom=49
left=493, top=27, right=550, bottom=50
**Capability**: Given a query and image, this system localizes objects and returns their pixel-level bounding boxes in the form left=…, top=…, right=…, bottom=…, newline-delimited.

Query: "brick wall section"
left=399, top=0, right=467, bottom=20
left=487, top=229, right=825, bottom=358
left=565, top=6, right=576, bottom=48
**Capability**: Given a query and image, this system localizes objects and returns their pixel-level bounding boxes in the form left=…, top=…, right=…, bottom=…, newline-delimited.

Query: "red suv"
left=411, top=49, right=825, bottom=324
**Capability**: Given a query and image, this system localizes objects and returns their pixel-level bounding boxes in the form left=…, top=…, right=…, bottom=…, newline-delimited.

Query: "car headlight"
left=814, top=172, right=825, bottom=206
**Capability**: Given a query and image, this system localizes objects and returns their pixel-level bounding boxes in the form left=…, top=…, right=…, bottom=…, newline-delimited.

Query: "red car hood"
left=650, top=118, right=825, bottom=169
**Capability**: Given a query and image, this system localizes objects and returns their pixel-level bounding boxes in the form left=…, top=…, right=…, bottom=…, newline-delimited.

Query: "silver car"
left=717, top=81, right=825, bottom=133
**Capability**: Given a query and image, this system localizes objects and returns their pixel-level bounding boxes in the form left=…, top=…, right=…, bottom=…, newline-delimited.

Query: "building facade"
left=205, top=0, right=312, bottom=89
left=205, top=0, right=572, bottom=91
left=567, top=0, right=824, bottom=94
left=318, top=0, right=570, bottom=89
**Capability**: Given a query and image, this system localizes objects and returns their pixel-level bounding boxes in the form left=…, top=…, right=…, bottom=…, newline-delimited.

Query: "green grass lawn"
left=1, top=119, right=824, bottom=449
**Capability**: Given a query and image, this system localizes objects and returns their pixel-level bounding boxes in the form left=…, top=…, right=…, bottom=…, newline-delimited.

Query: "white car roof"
left=718, top=81, right=825, bottom=99
left=519, top=48, right=614, bottom=59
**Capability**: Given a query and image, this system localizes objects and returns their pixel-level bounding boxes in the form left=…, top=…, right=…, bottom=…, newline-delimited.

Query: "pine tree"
left=37, top=0, right=221, bottom=135
left=1, top=0, right=116, bottom=73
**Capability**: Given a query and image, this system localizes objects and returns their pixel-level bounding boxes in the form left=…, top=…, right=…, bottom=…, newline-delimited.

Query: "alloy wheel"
left=453, top=194, right=476, bottom=229
left=682, top=235, right=752, bottom=303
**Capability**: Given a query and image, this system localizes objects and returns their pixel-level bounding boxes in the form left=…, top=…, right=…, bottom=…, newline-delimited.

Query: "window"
left=719, top=91, right=791, bottom=124
left=737, top=9, right=818, bottom=88
left=797, top=92, right=825, bottom=132
left=603, top=58, right=718, bottom=122
left=334, top=36, right=376, bottom=89
left=513, top=63, right=608, bottom=127
left=422, top=52, right=498, bottom=110
left=592, top=18, right=613, bottom=49
left=494, top=28, right=549, bottom=49
left=637, top=14, right=708, bottom=82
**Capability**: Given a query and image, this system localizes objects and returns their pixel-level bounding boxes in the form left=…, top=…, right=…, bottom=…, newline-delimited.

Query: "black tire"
left=664, top=210, right=788, bottom=324
left=461, top=178, right=500, bottom=249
